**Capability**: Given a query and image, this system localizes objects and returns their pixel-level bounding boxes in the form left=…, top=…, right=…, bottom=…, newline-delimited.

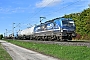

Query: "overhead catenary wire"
left=20, top=0, right=49, bottom=26
left=24, top=0, right=81, bottom=27
left=26, top=0, right=55, bottom=22
left=45, top=0, right=81, bottom=16
left=28, top=0, right=81, bottom=21
left=21, top=0, right=55, bottom=28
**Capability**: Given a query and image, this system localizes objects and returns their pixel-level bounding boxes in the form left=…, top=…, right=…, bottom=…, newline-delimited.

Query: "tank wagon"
left=17, top=17, right=76, bottom=41
left=17, top=26, right=34, bottom=40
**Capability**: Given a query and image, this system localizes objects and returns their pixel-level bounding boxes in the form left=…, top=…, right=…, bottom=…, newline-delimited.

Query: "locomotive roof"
left=44, top=17, right=73, bottom=23
left=35, top=17, right=73, bottom=27
left=45, top=17, right=60, bottom=23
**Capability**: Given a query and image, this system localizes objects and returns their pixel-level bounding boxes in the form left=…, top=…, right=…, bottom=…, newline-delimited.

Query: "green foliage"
left=0, top=34, right=3, bottom=39
left=63, top=8, right=90, bottom=40
left=6, top=40, right=90, bottom=60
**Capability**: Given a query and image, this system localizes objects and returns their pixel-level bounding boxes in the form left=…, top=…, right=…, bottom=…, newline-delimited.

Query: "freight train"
left=16, top=17, right=76, bottom=41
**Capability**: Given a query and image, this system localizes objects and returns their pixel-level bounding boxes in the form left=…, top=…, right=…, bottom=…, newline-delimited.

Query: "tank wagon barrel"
left=17, top=27, right=34, bottom=40
left=16, top=17, right=76, bottom=41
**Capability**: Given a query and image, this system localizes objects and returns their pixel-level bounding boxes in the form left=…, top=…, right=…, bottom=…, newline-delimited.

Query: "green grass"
left=6, top=40, right=90, bottom=60
left=0, top=43, right=12, bottom=60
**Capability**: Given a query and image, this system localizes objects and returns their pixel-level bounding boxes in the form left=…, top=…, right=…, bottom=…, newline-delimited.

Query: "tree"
left=0, top=34, right=3, bottom=39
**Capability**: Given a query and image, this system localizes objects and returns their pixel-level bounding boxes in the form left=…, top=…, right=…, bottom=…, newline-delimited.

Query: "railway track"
left=18, top=40, right=90, bottom=47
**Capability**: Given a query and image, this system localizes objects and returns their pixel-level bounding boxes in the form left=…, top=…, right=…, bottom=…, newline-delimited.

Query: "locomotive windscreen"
left=62, top=20, right=75, bottom=27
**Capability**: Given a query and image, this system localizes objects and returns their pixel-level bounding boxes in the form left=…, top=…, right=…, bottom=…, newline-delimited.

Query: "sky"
left=0, top=0, right=90, bottom=36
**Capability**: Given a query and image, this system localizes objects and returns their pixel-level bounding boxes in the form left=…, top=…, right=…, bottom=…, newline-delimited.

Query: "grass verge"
left=6, top=40, right=90, bottom=60
left=0, top=43, right=12, bottom=60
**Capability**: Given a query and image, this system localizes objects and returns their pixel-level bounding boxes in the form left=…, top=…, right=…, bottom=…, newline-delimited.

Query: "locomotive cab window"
left=62, top=20, right=68, bottom=26
left=62, top=20, right=75, bottom=27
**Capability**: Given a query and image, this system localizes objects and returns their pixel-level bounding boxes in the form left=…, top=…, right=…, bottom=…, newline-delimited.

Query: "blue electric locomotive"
left=34, top=17, right=76, bottom=41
